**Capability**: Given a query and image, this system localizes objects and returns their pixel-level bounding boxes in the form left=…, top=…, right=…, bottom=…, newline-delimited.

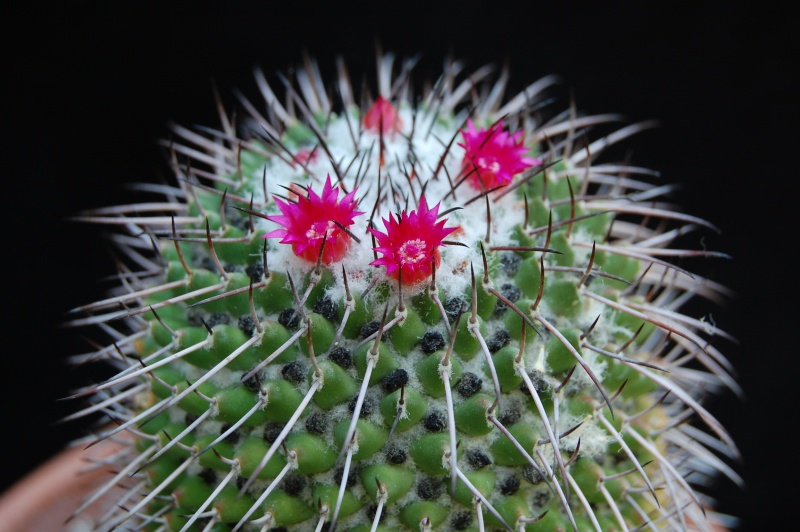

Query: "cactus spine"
left=64, top=51, right=740, bottom=531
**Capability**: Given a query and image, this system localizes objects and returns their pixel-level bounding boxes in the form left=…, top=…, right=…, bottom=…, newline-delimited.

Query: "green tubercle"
left=388, top=306, right=426, bottom=354
left=353, top=341, right=399, bottom=385
left=409, top=433, right=460, bottom=476
left=379, top=386, right=428, bottom=432
left=313, top=484, right=363, bottom=519
left=491, top=423, right=539, bottom=466
left=262, top=490, right=315, bottom=526
left=310, top=359, right=358, bottom=409
left=415, top=350, right=463, bottom=398
left=334, top=419, right=388, bottom=461
left=452, top=469, right=495, bottom=507
left=359, top=464, right=415, bottom=504
left=236, top=435, right=287, bottom=479
left=454, top=393, right=494, bottom=436
left=285, top=432, right=337, bottom=474
left=400, top=500, right=449, bottom=529
left=485, top=345, right=524, bottom=392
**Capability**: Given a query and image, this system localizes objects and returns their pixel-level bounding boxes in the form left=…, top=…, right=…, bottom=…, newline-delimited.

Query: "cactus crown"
left=65, top=50, right=740, bottom=531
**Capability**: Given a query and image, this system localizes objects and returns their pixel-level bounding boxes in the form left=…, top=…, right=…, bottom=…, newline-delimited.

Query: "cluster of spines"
left=62, top=51, right=740, bottom=532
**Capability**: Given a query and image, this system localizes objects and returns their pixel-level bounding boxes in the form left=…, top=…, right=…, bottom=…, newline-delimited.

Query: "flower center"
left=306, top=220, right=337, bottom=241
left=476, top=156, right=501, bottom=174
left=397, top=238, right=427, bottom=265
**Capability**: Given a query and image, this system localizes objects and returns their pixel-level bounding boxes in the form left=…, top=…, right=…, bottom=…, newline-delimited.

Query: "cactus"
left=64, top=50, right=740, bottom=531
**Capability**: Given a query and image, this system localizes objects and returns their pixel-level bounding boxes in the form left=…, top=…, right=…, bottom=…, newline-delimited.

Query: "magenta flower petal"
left=368, top=196, right=458, bottom=284
left=458, top=118, right=539, bottom=190
left=264, top=175, right=364, bottom=264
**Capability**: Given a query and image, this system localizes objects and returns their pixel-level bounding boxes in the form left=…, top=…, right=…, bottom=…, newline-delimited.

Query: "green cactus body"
left=65, top=51, right=740, bottom=531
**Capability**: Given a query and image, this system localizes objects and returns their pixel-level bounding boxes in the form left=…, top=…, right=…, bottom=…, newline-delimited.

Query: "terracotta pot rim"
left=0, top=441, right=123, bottom=532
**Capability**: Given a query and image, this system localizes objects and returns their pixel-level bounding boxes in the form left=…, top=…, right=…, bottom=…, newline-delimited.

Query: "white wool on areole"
left=249, top=103, right=529, bottom=307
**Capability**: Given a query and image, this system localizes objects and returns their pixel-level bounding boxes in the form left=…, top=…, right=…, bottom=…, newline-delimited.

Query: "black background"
left=3, top=1, right=795, bottom=530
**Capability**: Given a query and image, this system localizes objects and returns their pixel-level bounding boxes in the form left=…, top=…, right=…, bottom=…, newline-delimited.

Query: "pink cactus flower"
left=362, top=96, right=402, bottom=135
left=369, top=196, right=458, bottom=285
left=265, top=175, right=364, bottom=264
left=290, top=148, right=317, bottom=168
left=458, top=118, right=539, bottom=190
